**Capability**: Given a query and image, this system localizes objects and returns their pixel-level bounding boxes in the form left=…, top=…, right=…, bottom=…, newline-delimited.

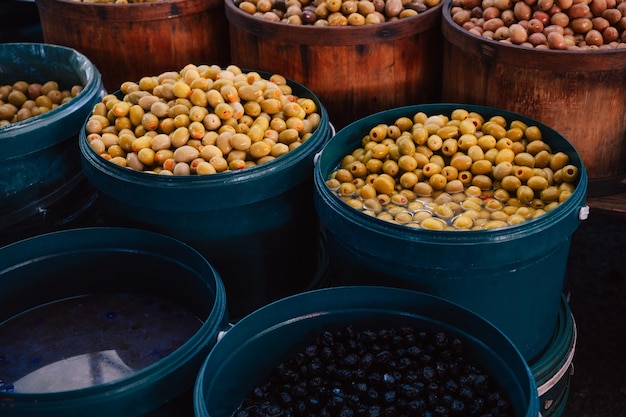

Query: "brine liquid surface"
left=0, top=293, right=203, bottom=393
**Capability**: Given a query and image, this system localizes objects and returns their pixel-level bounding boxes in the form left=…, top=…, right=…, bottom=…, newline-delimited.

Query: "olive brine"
left=326, top=108, right=579, bottom=231
left=234, top=324, right=513, bottom=417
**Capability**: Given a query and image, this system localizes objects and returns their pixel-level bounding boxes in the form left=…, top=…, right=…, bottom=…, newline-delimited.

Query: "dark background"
left=0, top=0, right=43, bottom=45
left=563, top=204, right=626, bottom=417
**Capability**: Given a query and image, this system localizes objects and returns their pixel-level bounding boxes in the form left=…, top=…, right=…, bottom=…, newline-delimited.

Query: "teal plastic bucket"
left=0, top=227, right=228, bottom=417
left=0, top=43, right=105, bottom=245
left=193, top=286, right=540, bottom=417
left=80, top=76, right=331, bottom=320
left=530, top=294, right=576, bottom=417
left=313, top=103, right=588, bottom=361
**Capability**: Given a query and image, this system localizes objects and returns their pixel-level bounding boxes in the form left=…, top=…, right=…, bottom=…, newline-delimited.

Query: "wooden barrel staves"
left=225, top=0, right=445, bottom=130
left=440, top=2, right=626, bottom=197
left=36, top=0, right=231, bottom=93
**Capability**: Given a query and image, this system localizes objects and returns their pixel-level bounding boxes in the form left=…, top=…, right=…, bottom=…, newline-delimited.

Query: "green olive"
left=373, top=174, right=396, bottom=195
left=326, top=108, right=579, bottom=231
left=560, top=164, right=579, bottom=182
left=527, top=175, right=549, bottom=191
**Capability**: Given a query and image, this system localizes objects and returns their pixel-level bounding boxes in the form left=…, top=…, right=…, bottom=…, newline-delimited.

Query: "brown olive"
left=450, top=0, right=626, bottom=49
left=0, top=80, right=82, bottom=126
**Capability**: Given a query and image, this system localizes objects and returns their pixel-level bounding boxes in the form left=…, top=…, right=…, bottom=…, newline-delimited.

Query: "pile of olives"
left=235, top=324, right=513, bottom=417
left=0, top=81, right=83, bottom=127
left=326, top=108, right=580, bottom=231
left=85, top=64, right=322, bottom=176
left=234, top=0, right=441, bottom=26
left=450, top=0, right=626, bottom=50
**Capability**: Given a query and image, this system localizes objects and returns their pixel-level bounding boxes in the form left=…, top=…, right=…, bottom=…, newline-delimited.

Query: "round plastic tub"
left=313, top=103, right=588, bottom=361
left=0, top=227, right=228, bottom=417
left=193, top=286, right=540, bottom=417
left=0, top=42, right=105, bottom=245
left=79, top=74, right=331, bottom=320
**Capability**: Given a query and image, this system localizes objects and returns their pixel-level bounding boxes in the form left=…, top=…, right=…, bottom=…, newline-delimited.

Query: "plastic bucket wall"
left=0, top=227, right=228, bottom=417
left=0, top=43, right=105, bottom=246
left=36, top=0, right=231, bottom=93
left=531, top=295, right=577, bottom=417
left=193, top=286, right=540, bottom=417
left=80, top=78, right=331, bottom=320
left=225, top=0, right=444, bottom=130
left=313, top=103, right=588, bottom=361
left=440, top=3, right=626, bottom=197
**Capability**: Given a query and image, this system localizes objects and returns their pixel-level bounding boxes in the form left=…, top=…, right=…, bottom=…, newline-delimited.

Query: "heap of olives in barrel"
left=84, top=64, right=322, bottom=176
left=325, top=108, right=580, bottom=231
left=0, top=80, right=84, bottom=127
left=449, top=0, right=626, bottom=50
left=234, top=0, right=441, bottom=26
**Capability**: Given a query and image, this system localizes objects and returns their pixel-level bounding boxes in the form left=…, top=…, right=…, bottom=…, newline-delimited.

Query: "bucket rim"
left=0, top=227, right=228, bottom=401
left=530, top=295, right=577, bottom=396
left=314, top=102, right=588, bottom=244
left=81, top=118, right=329, bottom=187
left=79, top=70, right=331, bottom=205
left=194, top=285, right=539, bottom=417
left=0, top=42, right=104, bottom=151
left=80, top=69, right=329, bottom=183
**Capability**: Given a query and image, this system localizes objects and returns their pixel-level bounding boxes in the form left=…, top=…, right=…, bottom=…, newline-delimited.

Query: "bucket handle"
left=217, top=323, right=235, bottom=342
left=579, top=205, right=590, bottom=221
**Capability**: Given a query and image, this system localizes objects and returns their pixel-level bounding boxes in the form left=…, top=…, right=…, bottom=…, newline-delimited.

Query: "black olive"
left=233, top=325, right=513, bottom=417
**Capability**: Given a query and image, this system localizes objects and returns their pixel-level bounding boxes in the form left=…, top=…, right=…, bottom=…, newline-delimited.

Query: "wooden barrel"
left=225, top=0, right=444, bottom=130
left=440, top=3, right=626, bottom=197
left=36, top=0, right=231, bottom=93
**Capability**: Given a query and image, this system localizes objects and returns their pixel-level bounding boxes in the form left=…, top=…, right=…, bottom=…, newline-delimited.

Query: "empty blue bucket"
left=313, top=103, right=588, bottom=361
left=0, top=227, right=228, bottom=417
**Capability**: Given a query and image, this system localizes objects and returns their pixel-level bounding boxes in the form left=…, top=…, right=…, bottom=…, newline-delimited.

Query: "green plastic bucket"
left=530, top=294, right=576, bottom=417
left=313, top=103, right=588, bottom=361
left=0, top=42, right=105, bottom=246
left=193, top=286, right=540, bottom=417
left=79, top=75, right=331, bottom=320
left=0, top=227, right=228, bottom=417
